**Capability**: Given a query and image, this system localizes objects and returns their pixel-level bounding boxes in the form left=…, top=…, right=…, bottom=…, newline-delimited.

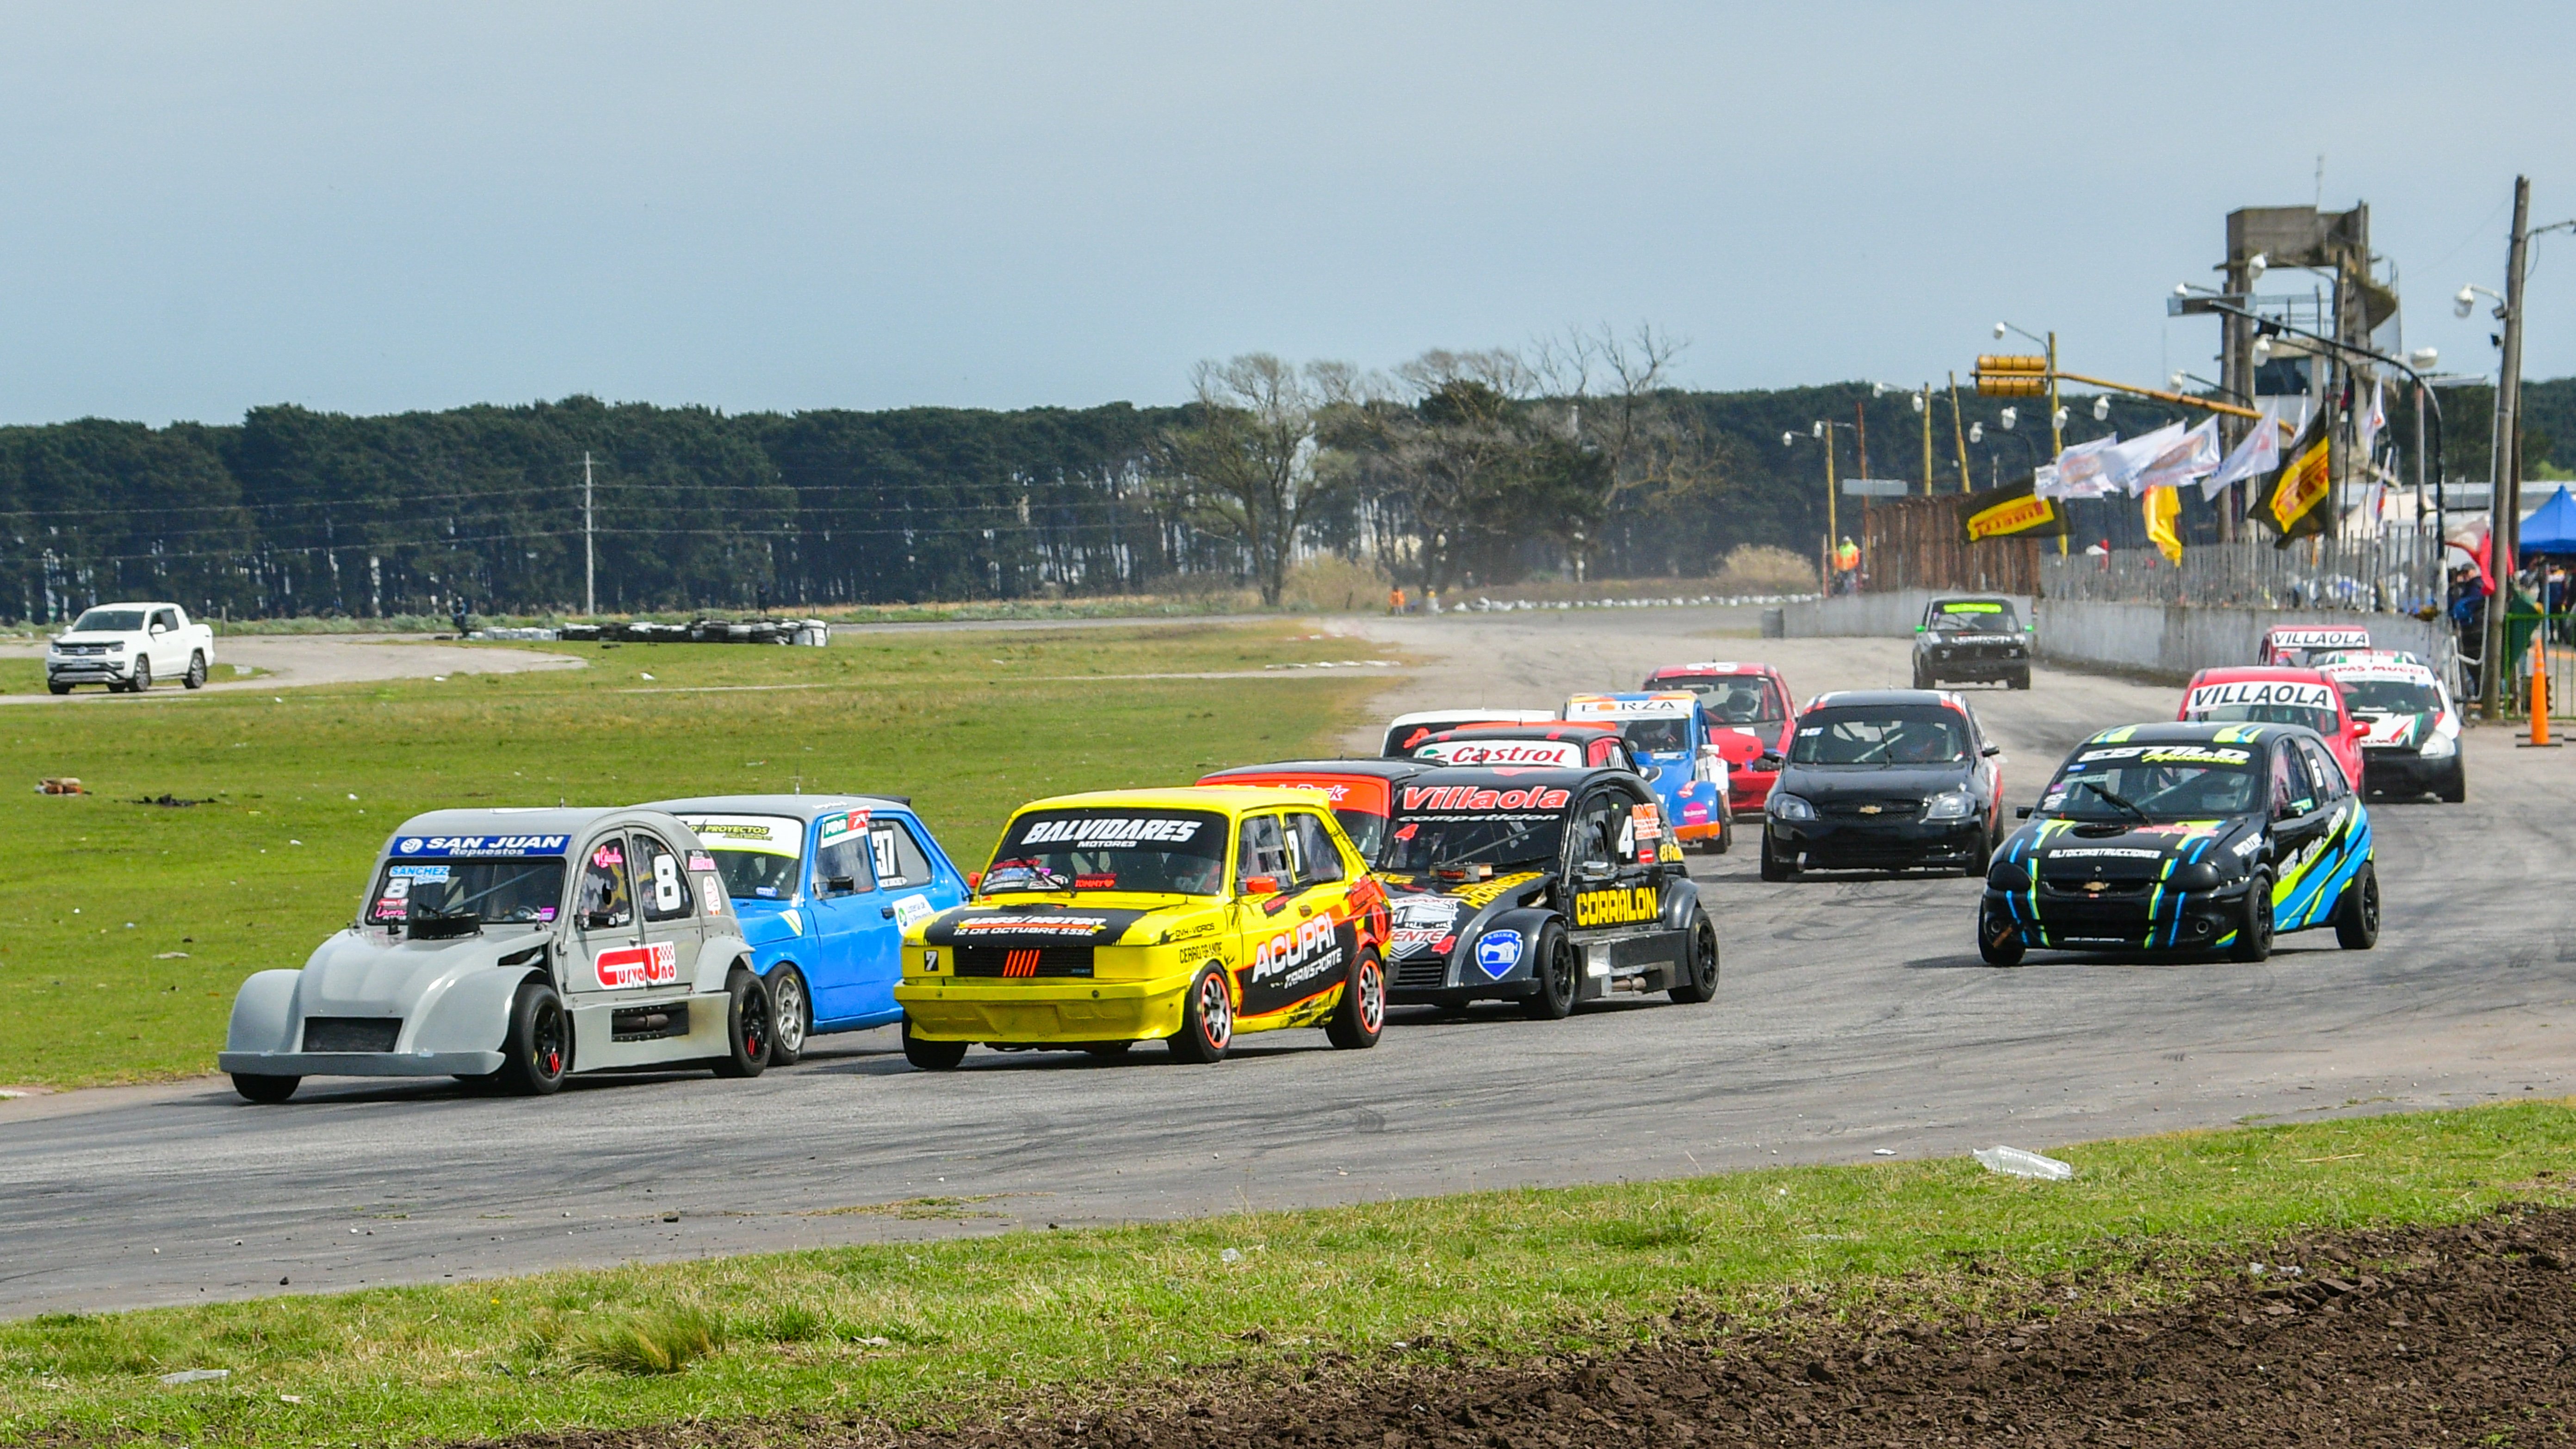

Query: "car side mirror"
left=1577, top=859, right=1616, bottom=882
left=822, top=875, right=855, bottom=896
left=965, top=870, right=982, bottom=891
left=149, top=623, right=167, bottom=636
left=1982, top=745, right=2002, bottom=757
left=2015, top=805, right=2033, bottom=819
left=1241, top=874, right=1281, bottom=897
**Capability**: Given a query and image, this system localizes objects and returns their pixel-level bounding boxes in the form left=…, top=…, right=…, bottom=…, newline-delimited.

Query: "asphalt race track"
left=5, top=607, right=2573, bottom=1316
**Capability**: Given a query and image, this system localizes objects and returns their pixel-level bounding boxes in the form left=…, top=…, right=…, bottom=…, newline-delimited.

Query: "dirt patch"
left=464, top=1205, right=2576, bottom=1448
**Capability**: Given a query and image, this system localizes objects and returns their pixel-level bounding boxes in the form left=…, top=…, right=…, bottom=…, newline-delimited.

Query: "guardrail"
left=2039, top=527, right=2451, bottom=615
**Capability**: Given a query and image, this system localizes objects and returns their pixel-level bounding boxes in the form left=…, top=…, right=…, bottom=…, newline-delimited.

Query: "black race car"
left=1978, top=721, right=2378, bottom=966
left=1913, top=596, right=2031, bottom=689
left=1761, top=689, right=2005, bottom=879
left=1375, top=765, right=1718, bottom=1016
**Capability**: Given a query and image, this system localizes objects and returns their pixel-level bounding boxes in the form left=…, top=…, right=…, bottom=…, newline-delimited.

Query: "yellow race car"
left=896, top=787, right=1391, bottom=1067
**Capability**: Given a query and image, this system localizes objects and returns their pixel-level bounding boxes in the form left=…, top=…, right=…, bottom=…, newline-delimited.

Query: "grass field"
left=0, top=622, right=1386, bottom=1088
left=1, top=1102, right=2565, bottom=1447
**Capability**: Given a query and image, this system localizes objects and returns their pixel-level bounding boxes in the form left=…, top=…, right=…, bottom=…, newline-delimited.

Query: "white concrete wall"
left=1781, top=590, right=2034, bottom=639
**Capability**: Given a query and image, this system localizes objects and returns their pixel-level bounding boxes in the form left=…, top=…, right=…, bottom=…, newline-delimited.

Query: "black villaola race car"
left=1374, top=765, right=1717, bottom=1016
left=1977, top=721, right=2378, bottom=967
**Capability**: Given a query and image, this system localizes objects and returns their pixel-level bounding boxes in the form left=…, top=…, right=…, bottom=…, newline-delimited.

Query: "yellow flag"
left=2142, top=485, right=2183, bottom=565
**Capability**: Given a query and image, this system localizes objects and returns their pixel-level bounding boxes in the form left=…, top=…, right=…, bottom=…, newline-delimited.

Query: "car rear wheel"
left=1167, top=966, right=1234, bottom=1063
left=1325, top=951, right=1386, bottom=1049
left=765, top=966, right=810, bottom=1066
left=2334, top=861, right=2380, bottom=950
left=1520, top=925, right=1578, bottom=1021
left=496, top=979, right=570, bottom=1095
left=902, top=1015, right=966, bottom=1070
left=1668, top=909, right=1719, bottom=1003
left=2229, top=873, right=2275, bottom=963
left=712, top=970, right=771, bottom=1078
left=184, top=652, right=208, bottom=689
left=1978, top=901, right=2026, bottom=967
left=231, top=1072, right=299, bottom=1103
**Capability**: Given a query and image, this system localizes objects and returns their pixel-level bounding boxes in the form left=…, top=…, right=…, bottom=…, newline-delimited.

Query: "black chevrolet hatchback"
left=1760, top=689, right=2004, bottom=879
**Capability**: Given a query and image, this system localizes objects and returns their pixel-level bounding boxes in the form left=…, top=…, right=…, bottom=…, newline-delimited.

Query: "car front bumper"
left=217, top=1049, right=507, bottom=1077
left=2360, top=749, right=2455, bottom=792
left=1769, top=816, right=1986, bottom=870
left=1918, top=651, right=2026, bottom=681
left=895, top=974, right=1192, bottom=1044
left=1982, top=879, right=2251, bottom=953
left=47, top=657, right=132, bottom=682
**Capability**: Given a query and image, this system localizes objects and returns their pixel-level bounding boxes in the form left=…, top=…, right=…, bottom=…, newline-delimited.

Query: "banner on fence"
left=1957, top=475, right=2066, bottom=545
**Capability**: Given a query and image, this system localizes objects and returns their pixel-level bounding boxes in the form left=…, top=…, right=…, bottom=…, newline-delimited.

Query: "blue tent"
left=2523, top=485, right=2576, bottom=556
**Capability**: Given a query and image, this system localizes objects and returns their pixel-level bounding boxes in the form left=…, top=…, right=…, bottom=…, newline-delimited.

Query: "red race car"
left=2177, top=666, right=2365, bottom=789
left=1643, top=661, right=1795, bottom=817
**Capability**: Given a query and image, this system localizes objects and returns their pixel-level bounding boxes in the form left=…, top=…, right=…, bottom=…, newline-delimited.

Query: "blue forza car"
left=1562, top=692, right=1733, bottom=853
left=649, top=795, right=969, bottom=1064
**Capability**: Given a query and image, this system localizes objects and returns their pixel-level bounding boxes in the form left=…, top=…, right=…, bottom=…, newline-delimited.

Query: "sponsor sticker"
left=392, top=833, right=570, bottom=859
left=816, top=809, right=873, bottom=848
left=681, top=815, right=800, bottom=856
left=2046, top=847, right=2164, bottom=859
left=594, top=939, right=681, bottom=990
left=1019, top=816, right=1205, bottom=847
left=891, top=893, right=935, bottom=931
left=1474, top=929, right=1523, bottom=979
left=2186, top=681, right=2335, bottom=713
left=2076, top=745, right=2253, bottom=767
left=2268, top=626, right=2371, bottom=650
left=1251, top=916, right=1345, bottom=987
left=1563, top=693, right=1697, bottom=719
left=386, top=863, right=450, bottom=879
left=698, top=875, right=724, bottom=915
left=687, top=852, right=716, bottom=873
left=1399, top=785, right=1574, bottom=813
left=952, top=914, right=1110, bottom=937
left=1938, top=601, right=2006, bottom=613
left=1573, top=885, right=1660, bottom=929
left=1414, top=739, right=1585, bottom=768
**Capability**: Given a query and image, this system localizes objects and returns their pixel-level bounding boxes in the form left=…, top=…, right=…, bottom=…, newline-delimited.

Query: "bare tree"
left=1529, top=323, right=1718, bottom=579
left=1156, top=355, right=1350, bottom=606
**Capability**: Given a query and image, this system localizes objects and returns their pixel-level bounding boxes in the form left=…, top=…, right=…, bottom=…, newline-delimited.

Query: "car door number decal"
left=651, top=853, right=686, bottom=913
left=595, top=940, right=680, bottom=990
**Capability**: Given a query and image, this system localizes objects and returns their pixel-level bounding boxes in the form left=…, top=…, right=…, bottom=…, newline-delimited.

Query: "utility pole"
left=1855, top=400, right=1870, bottom=480
left=2482, top=177, right=2532, bottom=721
left=1948, top=373, right=1972, bottom=492
left=582, top=451, right=596, bottom=618
left=1823, top=422, right=1839, bottom=550
left=2046, top=332, right=2064, bottom=459
left=1919, top=383, right=1935, bottom=496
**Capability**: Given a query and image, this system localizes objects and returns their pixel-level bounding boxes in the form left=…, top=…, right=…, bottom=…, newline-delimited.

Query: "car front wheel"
left=902, top=1015, right=967, bottom=1070
left=231, top=1072, right=299, bottom=1103
left=713, top=970, right=771, bottom=1077
left=765, top=966, right=810, bottom=1066
left=125, top=657, right=152, bottom=693
left=1167, top=966, right=1234, bottom=1063
left=496, top=979, right=570, bottom=1095
left=184, top=652, right=208, bottom=689
left=1978, top=901, right=2026, bottom=967
left=2230, top=873, right=2275, bottom=963
left=1520, top=924, right=1578, bottom=1020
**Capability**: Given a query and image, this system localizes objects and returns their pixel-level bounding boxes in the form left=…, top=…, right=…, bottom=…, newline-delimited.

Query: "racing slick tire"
left=902, top=1015, right=966, bottom=1071
left=1325, top=950, right=1387, bottom=1050
left=1912, top=665, right=1932, bottom=690
left=1759, top=833, right=1797, bottom=882
left=2229, top=872, right=2276, bottom=963
left=495, top=978, right=571, bottom=1095
left=2438, top=761, right=2466, bottom=804
left=2010, top=669, right=2031, bottom=690
left=764, top=966, right=810, bottom=1067
left=2334, top=860, right=2381, bottom=951
left=184, top=651, right=208, bottom=689
left=1167, top=966, right=1235, bottom=1064
left=1668, top=909, right=1720, bottom=1004
left=230, top=1072, right=300, bottom=1103
left=712, top=969, right=772, bottom=1078
left=1519, top=924, right=1579, bottom=1021
left=124, top=656, right=152, bottom=694
left=1977, top=901, right=2026, bottom=967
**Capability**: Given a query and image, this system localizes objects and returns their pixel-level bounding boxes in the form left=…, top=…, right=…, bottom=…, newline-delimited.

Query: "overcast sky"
left=4, top=2, right=2572, bottom=427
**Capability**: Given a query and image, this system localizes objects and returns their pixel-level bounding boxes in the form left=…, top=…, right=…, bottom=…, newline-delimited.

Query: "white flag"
left=2203, top=399, right=2297, bottom=500
left=2131, top=416, right=2224, bottom=495
left=2356, top=378, right=2387, bottom=462
left=2095, top=420, right=2188, bottom=496
left=2038, top=433, right=2124, bottom=498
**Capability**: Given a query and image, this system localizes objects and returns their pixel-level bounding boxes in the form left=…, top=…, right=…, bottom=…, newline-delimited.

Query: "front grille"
left=2039, top=877, right=2155, bottom=899
left=1823, top=799, right=1921, bottom=821
left=952, top=945, right=1095, bottom=978
left=303, top=1017, right=401, bottom=1052
left=1393, top=956, right=1450, bottom=990
left=611, top=1003, right=691, bottom=1041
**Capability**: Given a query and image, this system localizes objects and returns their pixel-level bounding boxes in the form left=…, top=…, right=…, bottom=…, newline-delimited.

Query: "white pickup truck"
left=47, top=602, right=216, bottom=694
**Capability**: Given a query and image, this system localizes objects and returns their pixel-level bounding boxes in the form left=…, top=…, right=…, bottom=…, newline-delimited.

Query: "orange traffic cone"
left=2524, top=634, right=2561, bottom=748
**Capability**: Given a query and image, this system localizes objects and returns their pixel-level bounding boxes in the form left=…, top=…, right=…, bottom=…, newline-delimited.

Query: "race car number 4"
left=595, top=940, right=681, bottom=990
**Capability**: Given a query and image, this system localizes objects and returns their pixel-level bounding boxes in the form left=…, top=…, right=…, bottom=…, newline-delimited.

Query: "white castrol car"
left=217, top=807, right=772, bottom=1103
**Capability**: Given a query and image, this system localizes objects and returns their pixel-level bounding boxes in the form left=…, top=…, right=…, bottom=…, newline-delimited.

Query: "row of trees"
left=9, top=344, right=2558, bottom=620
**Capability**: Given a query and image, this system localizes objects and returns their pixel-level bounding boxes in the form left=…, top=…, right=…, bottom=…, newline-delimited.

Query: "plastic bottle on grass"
left=1973, top=1146, right=2074, bottom=1180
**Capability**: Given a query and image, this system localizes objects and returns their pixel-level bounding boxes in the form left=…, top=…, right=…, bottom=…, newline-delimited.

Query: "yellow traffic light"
left=1973, top=354, right=2049, bottom=396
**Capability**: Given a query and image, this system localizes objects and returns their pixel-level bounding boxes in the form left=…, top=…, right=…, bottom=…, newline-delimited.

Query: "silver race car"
left=218, top=807, right=772, bottom=1102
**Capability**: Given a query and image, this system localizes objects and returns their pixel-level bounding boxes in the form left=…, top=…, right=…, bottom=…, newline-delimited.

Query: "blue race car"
left=1561, top=693, right=1733, bottom=853
left=648, top=794, right=969, bottom=1064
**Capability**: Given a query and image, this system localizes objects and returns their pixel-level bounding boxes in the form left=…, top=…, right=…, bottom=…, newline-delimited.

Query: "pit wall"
left=1782, top=592, right=2456, bottom=686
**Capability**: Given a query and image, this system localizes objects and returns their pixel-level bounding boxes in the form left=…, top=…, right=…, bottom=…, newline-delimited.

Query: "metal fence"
left=2038, top=526, right=2451, bottom=615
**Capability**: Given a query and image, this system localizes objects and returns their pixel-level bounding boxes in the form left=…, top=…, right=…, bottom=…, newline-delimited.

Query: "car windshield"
left=1381, top=811, right=1565, bottom=873
left=985, top=808, right=1230, bottom=896
left=2334, top=677, right=2444, bottom=716
left=368, top=859, right=565, bottom=932
left=1789, top=708, right=1968, bottom=765
left=675, top=814, right=805, bottom=900
left=1660, top=675, right=1785, bottom=725
left=1619, top=717, right=1692, bottom=755
left=1930, top=603, right=2019, bottom=634
left=70, top=608, right=148, bottom=633
left=1333, top=808, right=1389, bottom=862
left=2038, top=743, right=2261, bottom=821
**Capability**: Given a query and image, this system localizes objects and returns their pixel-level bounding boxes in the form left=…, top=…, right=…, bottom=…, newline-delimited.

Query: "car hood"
left=2000, top=815, right=2260, bottom=882
left=1775, top=763, right=1973, bottom=801
left=293, top=926, right=546, bottom=1015
left=2352, top=709, right=2448, bottom=748
left=1380, top=870, right=1553, bottom=961
left=51, top=631, right=136, bottom=646
left=916, top=894, right=1211, bottom=948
